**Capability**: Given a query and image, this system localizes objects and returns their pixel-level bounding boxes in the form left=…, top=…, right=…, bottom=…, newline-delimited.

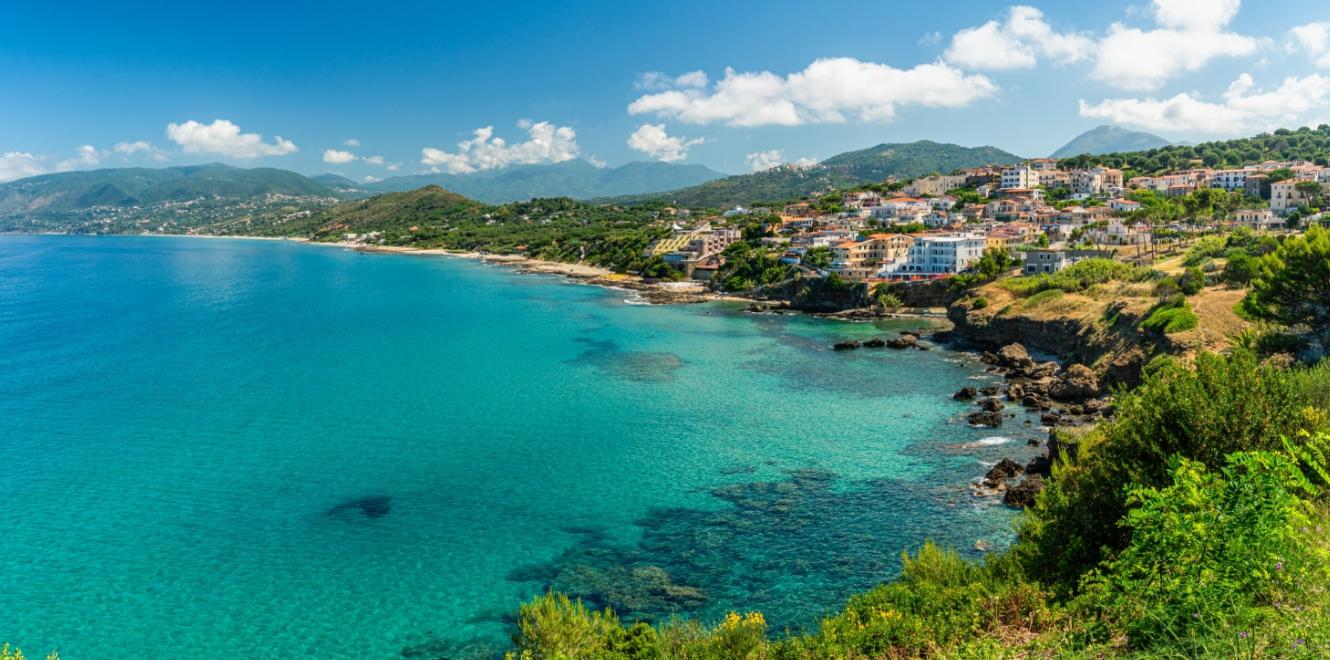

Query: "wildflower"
left=1193, top=612, right=1201, bottom=620
left=1239, top=631, right=1249, bottom=639
left=1293, top=638, right=1306, bottom=648
left=1276, top=561, right=1285, bottom=571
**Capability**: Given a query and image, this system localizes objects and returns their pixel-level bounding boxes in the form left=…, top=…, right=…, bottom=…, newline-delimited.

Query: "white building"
left=1001, top=165, right=1039, bottom=191
left=899, top=234, right=987, bottom=275
left=1210, top=168, right=1254, bottom=192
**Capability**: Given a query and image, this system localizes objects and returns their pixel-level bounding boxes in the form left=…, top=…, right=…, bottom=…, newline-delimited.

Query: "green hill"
left=254, top=185, right=671, bottom=273
left=1057, top=125, right=1330, bottom=174
left=821, top=140, right=1022, bottom=180
left=0, top=163, right=338, bottom=218
left=1051, top=125, right=1171, bottom=158
left=365, top=160, right=725, bottom=203
left=607, top=140, right=1023, bottom=208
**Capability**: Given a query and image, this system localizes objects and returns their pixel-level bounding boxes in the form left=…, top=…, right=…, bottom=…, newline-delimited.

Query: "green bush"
left=1223, top=248, right=1258, bottom=286
left=1142, top=298, right=1199, bottom=334
left=1000, top=259, right=1153, bottom=298
left=1076, top=451, right=1325, bottom=647
left=1178, top=266, right=1206, bottom=295
left=1017, top=351, right=1330, bottom=590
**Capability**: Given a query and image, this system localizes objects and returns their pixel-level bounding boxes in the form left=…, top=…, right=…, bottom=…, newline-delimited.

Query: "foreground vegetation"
left=506, top=349, right=1330, bottom=658
left=503, top=230, right=1330, bottom=658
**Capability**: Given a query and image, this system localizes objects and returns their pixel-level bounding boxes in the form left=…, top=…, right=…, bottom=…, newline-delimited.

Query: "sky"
left=3, top=0, right=1330, bottom=183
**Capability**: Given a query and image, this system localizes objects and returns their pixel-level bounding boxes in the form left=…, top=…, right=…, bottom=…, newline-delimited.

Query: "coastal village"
left=643, top=157, right=1330, bottom=285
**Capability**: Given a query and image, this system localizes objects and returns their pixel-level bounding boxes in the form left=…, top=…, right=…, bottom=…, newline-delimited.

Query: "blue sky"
left=3, top=0, right=1330, bottom=182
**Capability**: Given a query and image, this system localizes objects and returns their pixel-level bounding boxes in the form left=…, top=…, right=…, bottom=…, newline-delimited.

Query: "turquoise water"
left=0, top=235, right=1044, bottom=658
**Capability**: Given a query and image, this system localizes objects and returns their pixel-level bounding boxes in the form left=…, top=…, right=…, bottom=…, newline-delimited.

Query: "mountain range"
left=607, top=140, right=1024, bottom=208
left=358, top=160, right=724, bottom=203
left=1051, top=125, right=1171, bottom=158
left=0, top=164, right=336, bottom=218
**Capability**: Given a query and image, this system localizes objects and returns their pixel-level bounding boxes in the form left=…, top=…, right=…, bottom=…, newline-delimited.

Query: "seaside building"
left=897, top=233, right=987, bottom=275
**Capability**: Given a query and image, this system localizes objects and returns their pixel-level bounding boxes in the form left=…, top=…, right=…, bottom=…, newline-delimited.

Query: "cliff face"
left=752, top=275, right=867, bottom=312
left=944, top=283, right=1211, bottom=388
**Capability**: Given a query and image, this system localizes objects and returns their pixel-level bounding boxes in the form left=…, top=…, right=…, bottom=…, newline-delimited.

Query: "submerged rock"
left=984, top=458, right=1024, bottom=482
left=968, top=410, right=1003, bottom=427
left=978, top=397, right=1004, bottom=412
left=833, top=340, right=862, bottom=351
left=952, top=386, right=977, bottom=401
left=1003, top=475, right=1045, bottom=508
left=863, top=337, right=887, bottom=348
left=328, top=495, right=392, bottom=519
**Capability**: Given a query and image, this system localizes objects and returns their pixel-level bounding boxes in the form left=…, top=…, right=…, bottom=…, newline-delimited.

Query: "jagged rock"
left=1003, top=474, right=1045, bottom=508
left=985, top=458, right=1024, bottom=481
left=1025, top=454, right=1053, bottom=477
left=863, top=337, right=886, bottom=348
left=900, top=330, right=920, bottom=338
left=1050, top=364, right=1102, bottom=401
left=1040, top=412, right=1061, bottom=426
left=979, top=385, right=1000, bottom=397
left=1025, top=361, right=1061, bottom=379
left=974, top=539, right=991, bottom=552
left=981, top=351, right=999, bottom=365
left=968, top=410, right=1003, bottom=427
left=953, top=386, right=977, bottom=401
left=1007, top=383, right=1025, bottom=401
left=833, top=340, right=861, bottom=351
left=1027, top=438, right=1043, bottom=446
left=994, top=343, right=1034, bottom=370
left=886, top=334, right=918, bottom=349
left=979, top=397, right=1004, bottom=412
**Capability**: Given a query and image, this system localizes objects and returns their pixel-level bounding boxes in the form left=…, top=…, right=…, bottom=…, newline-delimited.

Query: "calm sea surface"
left=0, top=235, right=1044, bottom=658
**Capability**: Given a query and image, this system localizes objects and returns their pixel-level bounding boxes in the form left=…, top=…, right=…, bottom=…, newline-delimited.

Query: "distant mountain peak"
left=1051, top=125, right=1171, bottom=158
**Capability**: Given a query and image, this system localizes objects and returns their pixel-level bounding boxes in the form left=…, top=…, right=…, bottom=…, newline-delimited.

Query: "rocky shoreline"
left=951, top=342, right=1107, bottom=509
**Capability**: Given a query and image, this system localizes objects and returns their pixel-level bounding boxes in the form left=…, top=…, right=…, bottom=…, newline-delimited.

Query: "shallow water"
left=0, top=235, right=1044, bottom=658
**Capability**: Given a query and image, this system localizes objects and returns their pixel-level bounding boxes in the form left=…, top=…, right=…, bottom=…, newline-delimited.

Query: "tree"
left=1243, top=225, right=1330, bottom=347
left=872, top=282, right=903, bottom=312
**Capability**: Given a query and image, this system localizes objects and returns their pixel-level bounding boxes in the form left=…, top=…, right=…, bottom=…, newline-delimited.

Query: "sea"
left=0, top=235, right=1045, bottom=658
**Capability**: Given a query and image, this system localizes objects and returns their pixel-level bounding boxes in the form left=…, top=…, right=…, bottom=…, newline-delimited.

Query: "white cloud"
left=113, top=140, right=168, bottom=162
left=1152, top=0, right=1241, bottom=32
left=745, top=149, right=784, bottom=172
left=627, top=124, right=703, bottom=162
left=0, top=152, right=45, bottom=182
left=363, top=175, right=381, bottom=183
left=344, top=138, right=361, bottom=147
left=588, top=155, right=607, bottom=168
left=420, top=121, right=579, bottom=174
left=323, top=149, right=357, bottom=164
left=1079, top=72, right=1330, bottom=133
left=636, top=70, right=709, bottom=90
left=629, top=57, right=997, bottom=127
left=1289, top=22, right=1330, bottom=68
left=944, top=6, right=1094, bottom=71
left=55, top=145, right=103, bottom=172
left=363, top=155, right=385, bottom=166
left=165, top=119, right=298, bottom=159
left=385, top=163, right=400, bottom=172
left=1091, top=0, right=1257, bottom=91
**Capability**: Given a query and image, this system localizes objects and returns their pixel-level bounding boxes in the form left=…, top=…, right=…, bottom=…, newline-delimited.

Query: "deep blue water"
left=0, top=235, right=1044, bottom=658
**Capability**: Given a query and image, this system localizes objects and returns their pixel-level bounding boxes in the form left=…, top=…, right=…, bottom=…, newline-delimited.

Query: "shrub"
left=509, top=592, right=658, bottom=659
left=1076, top=451, right=1326, bottom=648
left=1017, top=351, right=1330, bottom=590
left=999, top=259, right=1153, bottom=298
left=1178, top=266, right=1206, bottom=295
left=784, top=543, right=1054, bottom=658
left=1142, top=298, right=1199, bottom=334
left=1223, top=248, right=1258, bottom=286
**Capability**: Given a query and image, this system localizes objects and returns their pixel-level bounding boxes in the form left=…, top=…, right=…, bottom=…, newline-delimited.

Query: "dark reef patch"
left=567, top=336, right=685, bottom=383
left=328, top=495, right=392, bottom=519
left=502, top=467, right=1016, bottom=634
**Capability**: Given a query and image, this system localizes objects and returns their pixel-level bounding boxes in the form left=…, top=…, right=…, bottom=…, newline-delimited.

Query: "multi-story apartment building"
left=1000, top=165, right=1039, bottom=190
left=898, top=233, right=987, bottom=275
